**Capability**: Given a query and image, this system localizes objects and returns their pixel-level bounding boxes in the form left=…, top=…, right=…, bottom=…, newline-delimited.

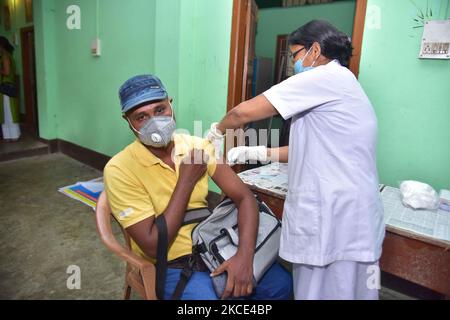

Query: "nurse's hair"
left=288, top=20, right=353, bottom=67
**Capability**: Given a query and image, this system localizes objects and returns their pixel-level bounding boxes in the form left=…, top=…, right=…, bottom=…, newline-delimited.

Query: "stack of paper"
left=58, top=177, right=104, bottom=210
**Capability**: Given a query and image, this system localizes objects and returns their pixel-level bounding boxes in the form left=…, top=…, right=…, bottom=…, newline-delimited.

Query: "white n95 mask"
left=128, top=105, right=176, bottom=148
left=136, top=116, right=176, bottom=148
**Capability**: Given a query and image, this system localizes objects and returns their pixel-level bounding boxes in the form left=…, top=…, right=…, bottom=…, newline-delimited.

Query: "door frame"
left=227, top=0, right=368, bottom=112
left=227, top=0, right=250, bottom=113
left=20, top=25, right=39, bottom=136
left=348, top=0, right=368, bottom=78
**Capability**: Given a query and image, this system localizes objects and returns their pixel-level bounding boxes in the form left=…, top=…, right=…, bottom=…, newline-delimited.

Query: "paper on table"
left=238, top=163, right=449, bottom=243
left=381, top=186, right=450, bottom=242
left=237, top=163, right=289, bottom=196
left=238, top=163, right=384, bottom=197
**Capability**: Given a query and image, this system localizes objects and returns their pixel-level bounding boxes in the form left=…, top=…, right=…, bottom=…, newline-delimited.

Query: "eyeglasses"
left=289, top=47, right=306, bottom=59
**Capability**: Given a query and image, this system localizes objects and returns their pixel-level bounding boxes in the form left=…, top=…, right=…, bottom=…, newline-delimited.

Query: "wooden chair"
left=95, top=191, right=157, bottom=300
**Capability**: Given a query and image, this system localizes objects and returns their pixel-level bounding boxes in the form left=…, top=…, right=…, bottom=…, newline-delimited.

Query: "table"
left=244, top=182, right=450, bottom=299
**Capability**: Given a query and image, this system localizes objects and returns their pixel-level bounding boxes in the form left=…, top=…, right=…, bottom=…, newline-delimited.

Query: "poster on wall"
left=3, top=5, right=11, bottom=31
left=25, top=0, right=33, bottom=23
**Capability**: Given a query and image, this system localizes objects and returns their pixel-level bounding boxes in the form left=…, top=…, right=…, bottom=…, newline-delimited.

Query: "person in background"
left=207, top=20, right=385, bottom=300
left=0, top=36, right=20, bottom=142
left=104, top=74, right=292, bottom=300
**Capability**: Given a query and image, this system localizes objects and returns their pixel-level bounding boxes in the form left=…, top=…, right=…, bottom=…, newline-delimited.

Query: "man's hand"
left=179, top=149, right=208, bottom=186
left=206, top=122, right=225, bottom=160
left=210, top=252, right=254, bottom=299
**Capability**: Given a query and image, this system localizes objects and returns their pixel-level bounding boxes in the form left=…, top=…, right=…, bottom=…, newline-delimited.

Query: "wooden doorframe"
left=348, top=0, right=368, bottom=78
left=20, top=25, right=39, bottom=136
left=227, top=0, right=368, bottom=112
left=227, top=0, right=249, bottom=113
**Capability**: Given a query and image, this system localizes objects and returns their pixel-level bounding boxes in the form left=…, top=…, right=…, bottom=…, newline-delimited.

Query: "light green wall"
left=27, top=0, right=450, bottom=194
left=53, top=0, right=156, bottom=155
left=359, top=0, right=450, bottom=190
left=255, top=1, right=356, bottom=72
left=34, top=0, right=57, bottom=139
left=153, top=0, right=233, bottom=192
left=154, top=0, right=233, bottom=136
left=36, top=0, right=232, bottom=149
left=154, top=0, right=234, bottom=192
left=34, top=0, right=232, bottom=191
left=0, top=0, right=34, bottom=114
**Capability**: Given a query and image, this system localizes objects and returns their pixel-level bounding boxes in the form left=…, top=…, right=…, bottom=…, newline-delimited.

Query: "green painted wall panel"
left=34, top=0, right=232, bottom=192
left=153, top=0, right=233, bottom=192
left=255, top=1, right=356, bottom=72
left=154, top=0, right=181, bottom=119
left=359, top=0, right=450, bottom=190
left=178, top=0, right=233, bottom=135
left=50, top=0, right=156, bottom=156
left=34, top=0, right=57, bottom=139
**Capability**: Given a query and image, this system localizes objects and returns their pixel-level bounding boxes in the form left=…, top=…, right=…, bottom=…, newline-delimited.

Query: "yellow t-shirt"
left=104, top=134, right=217, bottom=262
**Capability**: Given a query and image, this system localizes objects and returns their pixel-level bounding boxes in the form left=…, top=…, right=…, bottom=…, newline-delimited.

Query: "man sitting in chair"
left=104, top=75, right=292, bottom=300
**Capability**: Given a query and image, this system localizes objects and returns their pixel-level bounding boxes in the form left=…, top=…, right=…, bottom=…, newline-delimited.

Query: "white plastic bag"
left=399, top=180, right=439, bottom=210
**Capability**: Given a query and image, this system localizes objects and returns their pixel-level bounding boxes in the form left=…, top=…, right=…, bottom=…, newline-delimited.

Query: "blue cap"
left=119, top=74, right=168, bottom=114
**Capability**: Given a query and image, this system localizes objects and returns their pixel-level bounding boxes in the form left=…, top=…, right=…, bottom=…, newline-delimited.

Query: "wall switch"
left=91, top=38, right=101, bottom=57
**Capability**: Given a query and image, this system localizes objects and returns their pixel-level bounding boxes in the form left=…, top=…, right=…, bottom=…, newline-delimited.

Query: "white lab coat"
left=264, top=60, right=385, bottom=299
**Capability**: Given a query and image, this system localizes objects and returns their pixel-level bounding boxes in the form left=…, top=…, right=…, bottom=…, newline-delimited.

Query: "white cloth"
left=293, top=261, right=380, bottom=300
left=2, top=95, right=21, bottom=140
left=263, top=60, right=385, bottom=266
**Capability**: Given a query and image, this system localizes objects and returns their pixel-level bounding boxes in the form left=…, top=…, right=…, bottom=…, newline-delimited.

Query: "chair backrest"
left=95, top=191, right=157, bottom=300
left=96, top=192, right=130, bottom=257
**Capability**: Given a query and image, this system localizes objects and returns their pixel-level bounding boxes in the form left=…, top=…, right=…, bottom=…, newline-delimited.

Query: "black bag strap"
left=182, top=207, right=211, bottom=226
left=155, top=208, right=210, bottom=300
left=171, top=254, right=195, bottom=300
left=155, top=215, right=168, bottom=300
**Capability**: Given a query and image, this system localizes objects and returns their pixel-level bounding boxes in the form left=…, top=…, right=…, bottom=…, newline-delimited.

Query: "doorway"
left=227, top=0, right=368, bottom=111
left=20, top=26, right=39, bottom=137
left=226, top=0, right=368, bottom=157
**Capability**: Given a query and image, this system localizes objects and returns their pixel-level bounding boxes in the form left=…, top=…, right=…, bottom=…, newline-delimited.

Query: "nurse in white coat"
left=207, top=20, right=385, bottom=300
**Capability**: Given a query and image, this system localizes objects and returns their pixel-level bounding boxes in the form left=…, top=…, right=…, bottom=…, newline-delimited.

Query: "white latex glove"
left=227, top=146, right=268, bottom=166
left=206, top=122, right=225, bottom=159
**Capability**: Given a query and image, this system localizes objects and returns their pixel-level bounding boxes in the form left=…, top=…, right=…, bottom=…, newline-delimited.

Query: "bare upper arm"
left=125, top=216, right=156, bottom=258
left=211, top=163, right=254, bottom=204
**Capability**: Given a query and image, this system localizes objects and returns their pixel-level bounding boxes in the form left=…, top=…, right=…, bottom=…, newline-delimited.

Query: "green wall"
left=35, top=0, right=232, bottom=154
left=32, top=0, right=450, bottom=193
left=359, top=0, right=450, bottom=190
left=0, top=0, right=34, bottom=114
left=34, top=0, right=232, bottom=192
left=34, top=0, right=57, bottom=139
left=154, top=0, right=233, bottom=136
left=255, top=0, right=356, bottom=72
left=44, top=0, right=156, bottom=154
